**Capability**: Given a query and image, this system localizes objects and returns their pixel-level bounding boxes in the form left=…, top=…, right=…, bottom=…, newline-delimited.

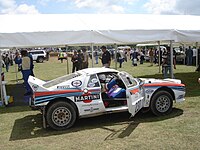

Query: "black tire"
left=46, top=101, right=77, bottom=130
left=37, top=57, right=44, bottom=63
left=150, top=90, right=173, bottom=116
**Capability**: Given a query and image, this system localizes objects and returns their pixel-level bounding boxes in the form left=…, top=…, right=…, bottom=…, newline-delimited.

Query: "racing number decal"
left=135, top=100, right=142, bottom=113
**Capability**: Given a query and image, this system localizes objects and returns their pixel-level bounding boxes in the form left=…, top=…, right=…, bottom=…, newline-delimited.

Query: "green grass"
left=0, top=57, right=200, bottom=150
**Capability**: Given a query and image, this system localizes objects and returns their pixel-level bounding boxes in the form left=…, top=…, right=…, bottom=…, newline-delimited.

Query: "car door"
left=118, top=72, right=145, bottom=117
left=79, top=74, right=105, bottom=115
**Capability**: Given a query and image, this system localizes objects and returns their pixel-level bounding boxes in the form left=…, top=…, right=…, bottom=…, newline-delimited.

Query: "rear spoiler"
left=28, top=76, right=48, bottom=92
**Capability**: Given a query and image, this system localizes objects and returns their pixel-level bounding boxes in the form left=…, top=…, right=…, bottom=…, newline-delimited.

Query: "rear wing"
left=28, top=76, right=48, bottom=92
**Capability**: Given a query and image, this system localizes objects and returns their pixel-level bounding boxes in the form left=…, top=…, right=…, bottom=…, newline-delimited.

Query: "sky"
left=0, top=0, right=200, bottom=15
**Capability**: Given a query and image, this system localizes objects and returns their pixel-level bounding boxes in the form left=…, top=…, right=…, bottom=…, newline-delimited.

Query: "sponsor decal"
left=145, top=89, right=154, bottom=94
left=32, top=84, right=39, bottom=91
left=84, top=107, right=99, bottom=112
left=71, top=80, right=82, bottom=87
left=74, top=94, right=100, bottom=102
left=57, top=85, right=70, bottom=89
left=82, top=103, right=99, bottom=107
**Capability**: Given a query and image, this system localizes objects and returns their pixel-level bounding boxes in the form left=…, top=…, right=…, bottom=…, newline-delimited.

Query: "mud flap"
left=42, top=106, right=47, bottom=129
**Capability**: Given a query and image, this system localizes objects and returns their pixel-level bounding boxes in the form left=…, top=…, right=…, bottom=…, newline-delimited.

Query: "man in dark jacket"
left=101, top=46, right=111, bottom=68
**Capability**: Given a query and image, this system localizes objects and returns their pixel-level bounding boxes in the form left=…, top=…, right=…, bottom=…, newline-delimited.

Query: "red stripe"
left=35, top=89, right=82, bottom=97
left=130, top=88, right=139, bottom=94
left=144, top=83, right=185, bottom=87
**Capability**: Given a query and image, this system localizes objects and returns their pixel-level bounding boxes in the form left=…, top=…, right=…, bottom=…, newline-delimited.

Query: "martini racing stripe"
left=35, top=89, right=82, bottom=97
left=34, top=89, right=101, bottom=104
left=144, top=86, right=185, bottom=91
left=144, top=83, right=185, bottom=87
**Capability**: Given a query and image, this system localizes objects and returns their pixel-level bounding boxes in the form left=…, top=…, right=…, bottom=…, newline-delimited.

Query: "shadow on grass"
left=9, top=108, right=183, bottom=141
left=140, top=72, right=200, bottom=97
left=0, top=83, right=31, bottom=114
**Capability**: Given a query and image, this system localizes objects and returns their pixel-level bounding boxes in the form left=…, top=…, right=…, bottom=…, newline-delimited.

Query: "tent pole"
left=14, top=48, right=19, bottom=83
left=183, top=44, right=186, bottom=65
left=195, top=42, right=198, bottom=68
left=65, top=45, right=69, bottom=74
left=91, top=43, right=94, bottom=68
left=170, top=40, right=174, bottom=78
left=157, top=41, right=161, bottom=73
left=114, top=44, right=117, bottom=70
left=0, top=49, right=4, bottom=106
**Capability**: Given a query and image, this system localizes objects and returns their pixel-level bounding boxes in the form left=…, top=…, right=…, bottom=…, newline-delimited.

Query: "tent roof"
left=1, top=14, right=200, bottom=33
left=0, top=14, right=200, bottom=48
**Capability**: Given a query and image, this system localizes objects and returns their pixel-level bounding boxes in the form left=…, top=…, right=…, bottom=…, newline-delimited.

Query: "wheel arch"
left=45, top=97, right=79, bottom=117
left=151, top=86, right=175, bottom=102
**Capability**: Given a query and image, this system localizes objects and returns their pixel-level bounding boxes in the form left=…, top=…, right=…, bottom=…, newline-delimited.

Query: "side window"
left=119, top=72, right=137, bottom=87
left=87, top=74, right=100, bottom=88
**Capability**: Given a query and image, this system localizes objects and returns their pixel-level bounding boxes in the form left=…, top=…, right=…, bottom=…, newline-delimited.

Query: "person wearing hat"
left=101, top=46, right=111, bottom=68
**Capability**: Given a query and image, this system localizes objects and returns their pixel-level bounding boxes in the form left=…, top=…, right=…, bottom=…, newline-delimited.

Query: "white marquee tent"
left=0, top=14, right=200, bottom=105
left=1, top=14, right=200, bottom=48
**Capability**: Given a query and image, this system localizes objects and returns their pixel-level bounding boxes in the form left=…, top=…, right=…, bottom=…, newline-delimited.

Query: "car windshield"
left=43, top=72, right=81, bottom=88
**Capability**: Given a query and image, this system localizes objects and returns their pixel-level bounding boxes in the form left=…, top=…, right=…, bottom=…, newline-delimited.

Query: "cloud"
left=0, top=0, right=39, bottom=14
left=175, top=0, right=200, bottom=15
left=73, top=0, right=134, bottom=13
left=144, top=0, right=177, bottom=15
left=144, top=0, right=200, bottom=15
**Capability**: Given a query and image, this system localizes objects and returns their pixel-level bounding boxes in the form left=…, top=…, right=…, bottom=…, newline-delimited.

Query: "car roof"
left=77, top=67, right=119, bottom=75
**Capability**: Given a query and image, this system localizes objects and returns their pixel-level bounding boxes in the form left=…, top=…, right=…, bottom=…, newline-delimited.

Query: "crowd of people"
left=1, top=45, right=199, bottom=96
left=1, top=49, right=34, bottom=96
left=68, top=45, right=200, bottom=79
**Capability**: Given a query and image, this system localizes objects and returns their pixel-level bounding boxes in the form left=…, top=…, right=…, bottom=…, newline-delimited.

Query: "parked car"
left=29, top=50, right=46, bottom=63
left=28, top=67, right=185, bottom=130
left=174, top=48, right=185, bottom=64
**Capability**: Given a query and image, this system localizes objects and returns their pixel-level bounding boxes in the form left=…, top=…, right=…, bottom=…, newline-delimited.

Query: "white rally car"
left=28, top=67, right=185, bottom=130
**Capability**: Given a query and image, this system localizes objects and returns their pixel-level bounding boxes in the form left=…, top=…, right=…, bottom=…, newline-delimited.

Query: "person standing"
left=94, top=50, right=99, bottom=64
left=131, top=49, right=138, bottom=66
left=162, top=46, right=176, bottom=79
left=28, top=52, right=34, bottom=76
left=101, top=46, right=111, bottom=68
left=82, top=48, right=89, bottom=69
left=58, top=51, right=65, bottom=63
left=15, top=50, right=33, bottom=95
left=192, top=47, right=197, bottom=65
left=118, top=49, right=125, bottom=68
left=149, top=48, right=154, bottom=66
left=4, top=54, right=11, bottom=72
left=46, top=50, right=50, bottom=61
left=186, top=46, right=193, bottom=65
left=77, top=50, right=84, bottom=70
left=139, top=50, right=145, bottom=64
left=71, top=51, right=79, bottom=72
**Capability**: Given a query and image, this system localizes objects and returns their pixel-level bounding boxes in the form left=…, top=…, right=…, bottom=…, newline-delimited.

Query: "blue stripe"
left=35, top=91, right=101, bottom=104
left=144, top=86, right=185, bottom=91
